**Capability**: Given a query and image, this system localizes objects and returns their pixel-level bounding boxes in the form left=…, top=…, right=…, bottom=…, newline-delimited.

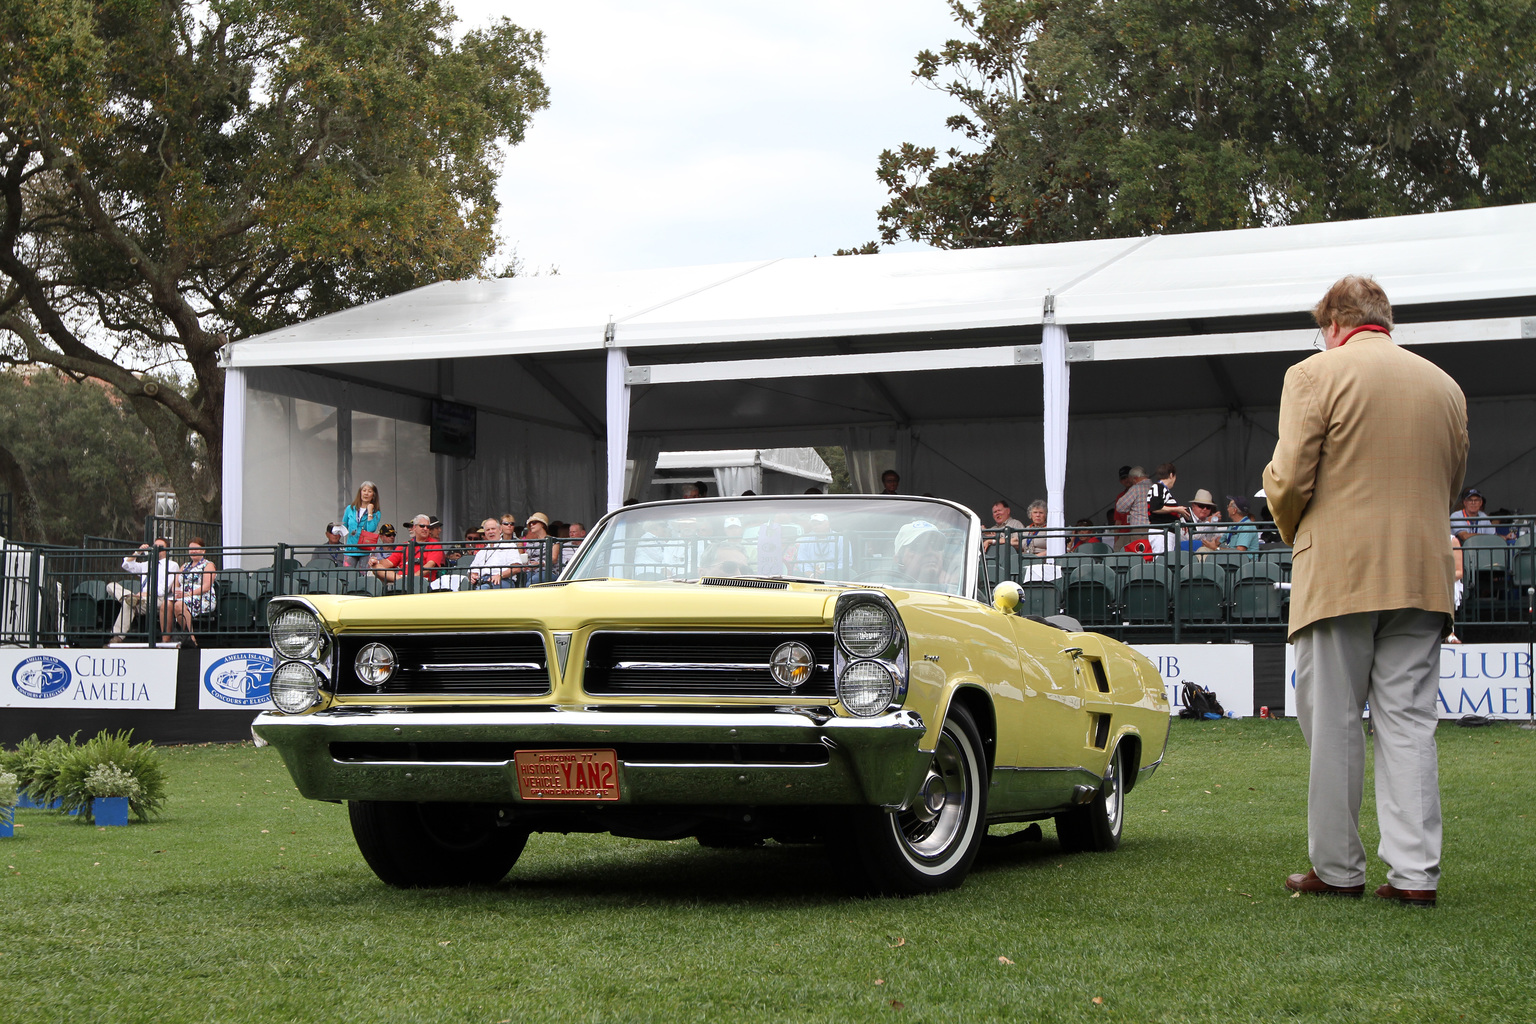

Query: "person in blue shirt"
left=1223, top=496, right=1261, bottom=552
left=342, top=481, right=383, bottom=566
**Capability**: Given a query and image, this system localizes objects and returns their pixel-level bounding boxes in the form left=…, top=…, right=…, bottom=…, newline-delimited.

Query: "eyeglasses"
left=1311, top=329, right=1324, bottom=352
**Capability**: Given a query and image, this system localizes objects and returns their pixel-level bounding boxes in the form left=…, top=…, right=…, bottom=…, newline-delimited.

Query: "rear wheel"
left=1055, top=744, right=1125, bottom=853
left=833, top=703, right=989, bottom=895
left=348, top=801, right=528, bottom=888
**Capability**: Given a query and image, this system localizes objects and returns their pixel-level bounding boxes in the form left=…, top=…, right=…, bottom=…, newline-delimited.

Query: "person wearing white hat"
left=893, top=520, right=952, bottom=588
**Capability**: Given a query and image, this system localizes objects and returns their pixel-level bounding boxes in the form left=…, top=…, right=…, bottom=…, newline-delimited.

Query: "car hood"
left=304, top=578, right=848, bottom=633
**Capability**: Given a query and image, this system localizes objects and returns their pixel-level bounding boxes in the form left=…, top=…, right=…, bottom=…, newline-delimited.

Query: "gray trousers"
left=1294, top=608, right=1443, bottom=891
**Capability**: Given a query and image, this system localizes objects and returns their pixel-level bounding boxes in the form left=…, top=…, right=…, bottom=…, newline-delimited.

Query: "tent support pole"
left=221, top=365, right=246, bottom=567
left=1041, top=295, right=1069, bottom=559
left=605, top=329, right=629, bottom=513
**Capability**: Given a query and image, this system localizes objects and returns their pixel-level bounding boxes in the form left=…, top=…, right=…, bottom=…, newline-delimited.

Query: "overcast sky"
left=452, top=1, right=967, bottom=275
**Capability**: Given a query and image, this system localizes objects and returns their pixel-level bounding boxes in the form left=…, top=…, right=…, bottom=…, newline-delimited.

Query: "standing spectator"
left=342, top=482, right=383, bottom=567
left=113, top=539, right=179, bottom=644
left=1450, top=487, right=1494, bottom=541
left=1265, top=274, right=1467, bottom=908
left=1146, top=463, right=1188, bottom=554
left=467, top=518, right=524, bottom=589
left=1019, top=500, right=1050, bottom=556
left=1223, top=496, right=1260, bottom=552
left=1110, top=465, right=1134, bottom=527
left=1114, top=467, right=1152, bottom=550
left=681, top=480, right=709, bottom=499
left=168, top=538, right=217, bottom=645
left=521, top=512, right=561, bottom=584
left=983, top=500, right=1024, bottom=553
left=880, top=470, right=900, bottom=495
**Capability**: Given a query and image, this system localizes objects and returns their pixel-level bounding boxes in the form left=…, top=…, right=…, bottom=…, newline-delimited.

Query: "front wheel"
left=832, top=704, right=989, bottom=895
left=1055, top=744, right=1125, bottom=853
left=348, top=801, right=528, bottom=888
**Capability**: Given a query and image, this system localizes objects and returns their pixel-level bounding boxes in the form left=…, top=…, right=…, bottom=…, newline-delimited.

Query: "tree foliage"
left=0, top=0, right=549, bottom=520
left=875, top=0, right=1536, bottom=249
left=0, top=369, right=169, bottom=544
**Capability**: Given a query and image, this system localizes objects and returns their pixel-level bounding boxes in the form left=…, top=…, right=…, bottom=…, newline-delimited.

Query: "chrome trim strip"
left=416, top=662, right=543, bottom=673
left=612, top=661, right=832, bottom=673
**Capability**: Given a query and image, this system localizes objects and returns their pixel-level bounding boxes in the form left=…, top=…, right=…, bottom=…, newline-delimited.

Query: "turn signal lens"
left=838, top=660, right=895, bottom=717
left=270, top=661, right=320, bottom=714
left=769, top=641, right=815, bottom=688
left=837, top=603, right=894, bottom=657
left=354, top=643, right=397, bottom=687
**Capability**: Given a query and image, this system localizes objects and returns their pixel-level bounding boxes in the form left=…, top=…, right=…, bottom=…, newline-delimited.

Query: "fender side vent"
left=1090, top=659, right=1111, bottom=694
left=1093, top=713, right=1111, bottom=750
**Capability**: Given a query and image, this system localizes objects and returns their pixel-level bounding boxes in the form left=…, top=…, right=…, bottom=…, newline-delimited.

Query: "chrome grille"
left=583, top=631, right=836, bottom=698
left=335, top=632, right=550, bottom=697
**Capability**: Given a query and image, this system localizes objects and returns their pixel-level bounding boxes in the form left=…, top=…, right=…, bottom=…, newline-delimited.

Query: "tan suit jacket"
left=1263, top=333, right=1467, bottom=639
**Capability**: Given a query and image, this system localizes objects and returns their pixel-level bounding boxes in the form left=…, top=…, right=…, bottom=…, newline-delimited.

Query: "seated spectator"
left=1451, top=487, right=1494, bottom=541
left=1222, top=496, right=1260, bottom=552
left=1019, top=500, right=1050, bottom=556
left=1184, top=489, right=1223, bottom=553
left=681, top=480, right=709, bottom=499
left=1115, top=467, right=1152, bottom=550
left=467, top=518, right=524, bottom=589
left=561, top=522, right=586, bottom=566
left=169, top=538, right=217, bottom=646
left=521, top=512, right=561, bottom=584
left=880, top=469, right=900, bottom=495
left=370, top=515, right=444, bottom=584
left=701, top=540, right=753, bottom=577
left=1068, top=519, right=1102, bottom=551
left=112, top=539, right=179, bottom=644
left=500, top=513, right=520, bottom=538
left=982, top=500, right=1024, bottom=552
left=786, top=513, right=850, bottom=577
left=321, top=523, right=347, bottom=566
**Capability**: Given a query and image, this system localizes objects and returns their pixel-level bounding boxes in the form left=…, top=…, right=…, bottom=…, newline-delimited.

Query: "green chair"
left=1018, top=579, right=1062, bottom=618
left=1230, top=562, right=1284, bottom=622
left=1064, top=563, right=1119, bottom=626
left=1178, top=561, right=1227, bottom=622
left=1121, top=563, right=1171, bottom=624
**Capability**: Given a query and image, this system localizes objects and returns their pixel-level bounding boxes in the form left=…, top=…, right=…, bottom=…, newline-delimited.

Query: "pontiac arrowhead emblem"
left=552, top=632, right=572, bottom=675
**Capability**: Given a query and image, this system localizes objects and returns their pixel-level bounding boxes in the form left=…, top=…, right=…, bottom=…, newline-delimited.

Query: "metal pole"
left=1171, top=527, right=1182, bottom=643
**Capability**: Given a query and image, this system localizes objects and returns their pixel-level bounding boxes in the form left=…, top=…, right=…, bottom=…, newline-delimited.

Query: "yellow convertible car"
left=253, top=495, right=1170, bottom=894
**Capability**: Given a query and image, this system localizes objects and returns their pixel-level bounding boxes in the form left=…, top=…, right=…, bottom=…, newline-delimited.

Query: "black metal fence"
left=1, top=518, right=1530, bottom=649
left=981, top=519, right=1536, bottom=643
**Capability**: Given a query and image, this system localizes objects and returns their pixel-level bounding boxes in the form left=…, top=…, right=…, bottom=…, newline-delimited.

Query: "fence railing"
left=1, top=518, right=1530, bottom=649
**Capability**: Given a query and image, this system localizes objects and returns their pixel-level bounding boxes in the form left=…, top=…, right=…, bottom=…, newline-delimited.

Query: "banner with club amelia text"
left=1283, top=643, right=1534, bottom=720
left=1130, top=644, right=1255, bottom=719
left=199, top=648, right=275, bottom=710
left=1, top=649, right=178, bottom=708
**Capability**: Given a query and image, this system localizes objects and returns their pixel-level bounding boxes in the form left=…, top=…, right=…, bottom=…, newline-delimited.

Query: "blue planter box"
left=94, top=797, right=130, bottom=827
left=0, top=806, right=13, bottom=837
left=16, top=790, right=47, bottom=810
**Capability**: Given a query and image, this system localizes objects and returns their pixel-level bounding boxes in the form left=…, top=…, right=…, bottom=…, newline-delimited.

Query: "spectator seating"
left=215, top=571, right=260, bottom=633
left=1178, top=560, right=1227, bottom=622
left=1064, top=563, right=1118, bottom=626
left=1462, top=535, right=1513, bottom=621
left=1121, top=563, right=1171, bottom=624
left=1018, top=579, right=1062, bottom=618
left=67, top=581, right=109, bottom=635
left=1076, top=542, right=1112, bottom=556
left=987, top=542, right=1022, bottom=584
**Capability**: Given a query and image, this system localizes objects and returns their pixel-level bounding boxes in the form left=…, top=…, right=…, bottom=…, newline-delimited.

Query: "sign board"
left=1283, top=643, right=1533, bottom=720
left=1131, top=644, right=1254, bottom=718
left=1, top=649, right=178, bottom=709
left=199, top=648, right=275, bottom=710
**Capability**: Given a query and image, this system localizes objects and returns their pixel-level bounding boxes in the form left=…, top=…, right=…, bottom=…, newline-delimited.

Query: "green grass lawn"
left=3, top=719, right=1532, bottom=1024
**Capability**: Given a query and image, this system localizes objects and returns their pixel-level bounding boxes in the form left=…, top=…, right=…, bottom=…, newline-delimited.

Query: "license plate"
left=513, top=748, right=621, bottom=801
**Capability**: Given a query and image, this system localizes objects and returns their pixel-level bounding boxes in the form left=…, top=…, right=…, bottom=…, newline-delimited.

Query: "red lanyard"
left=1338, top=324, right=1390, bottom=346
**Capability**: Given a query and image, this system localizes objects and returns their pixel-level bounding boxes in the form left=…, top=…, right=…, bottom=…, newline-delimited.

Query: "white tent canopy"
left=224, top=204, right=1536, bottom=550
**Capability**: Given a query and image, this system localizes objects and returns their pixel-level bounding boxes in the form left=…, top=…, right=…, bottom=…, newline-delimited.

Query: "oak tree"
left=874, top=0, right=1536, bottom=249
left=0, top=0, right=549, bottom=521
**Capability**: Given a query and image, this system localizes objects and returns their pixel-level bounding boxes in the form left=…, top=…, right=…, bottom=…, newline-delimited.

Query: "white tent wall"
left=445, top=411, right=600, bottom=533
left=1464, top=397, right=1536, bottom=511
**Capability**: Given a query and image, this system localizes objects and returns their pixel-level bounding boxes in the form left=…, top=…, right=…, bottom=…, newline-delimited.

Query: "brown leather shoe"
left=1376, top=883, right=1436, bottom=907
left=1285, top=869, right=1365, bottom=897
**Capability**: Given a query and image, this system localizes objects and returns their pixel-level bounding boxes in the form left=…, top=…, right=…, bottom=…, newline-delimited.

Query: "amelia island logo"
left=12, top=655, right=73, bottom=700
left=204, top=652, right=275, bottom=707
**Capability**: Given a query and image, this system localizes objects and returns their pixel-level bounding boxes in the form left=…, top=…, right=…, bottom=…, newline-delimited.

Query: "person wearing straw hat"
left=1264, top=275, right=1468, bottom=909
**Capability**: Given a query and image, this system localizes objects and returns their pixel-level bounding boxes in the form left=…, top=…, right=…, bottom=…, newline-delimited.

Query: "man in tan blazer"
left=1263, top=275, right=1467, bottom=908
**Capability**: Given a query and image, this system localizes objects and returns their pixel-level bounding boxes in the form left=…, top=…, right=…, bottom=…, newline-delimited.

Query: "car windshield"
left=564, top=497, right=974, bottom=595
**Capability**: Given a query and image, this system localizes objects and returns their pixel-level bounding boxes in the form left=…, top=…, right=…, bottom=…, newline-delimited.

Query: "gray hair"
left=1027, top=499, right=1047, bottom=515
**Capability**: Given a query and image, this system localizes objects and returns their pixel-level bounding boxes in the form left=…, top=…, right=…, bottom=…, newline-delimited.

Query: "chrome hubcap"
left=1103, top=751, right=1123, bottom=832
left=895, top=729, right=968, bottom=860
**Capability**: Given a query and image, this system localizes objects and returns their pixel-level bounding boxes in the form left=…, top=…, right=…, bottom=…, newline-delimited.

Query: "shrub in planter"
left=56, top=731, right=167, bottom=822
left=0, top=770, right=15, bottom=837
left=19, top=734, right=77, bottom=809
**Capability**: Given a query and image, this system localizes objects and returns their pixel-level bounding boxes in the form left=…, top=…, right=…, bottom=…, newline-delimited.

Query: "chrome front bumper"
left=252, top=707, right=931, bottom=809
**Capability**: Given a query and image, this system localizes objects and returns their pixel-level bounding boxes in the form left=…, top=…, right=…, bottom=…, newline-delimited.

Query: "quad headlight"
left=832, top=592, right=909, bottom=718
left=270, top=606, right=328, bottom=660
left=270, top=661, right=321, bottom=714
